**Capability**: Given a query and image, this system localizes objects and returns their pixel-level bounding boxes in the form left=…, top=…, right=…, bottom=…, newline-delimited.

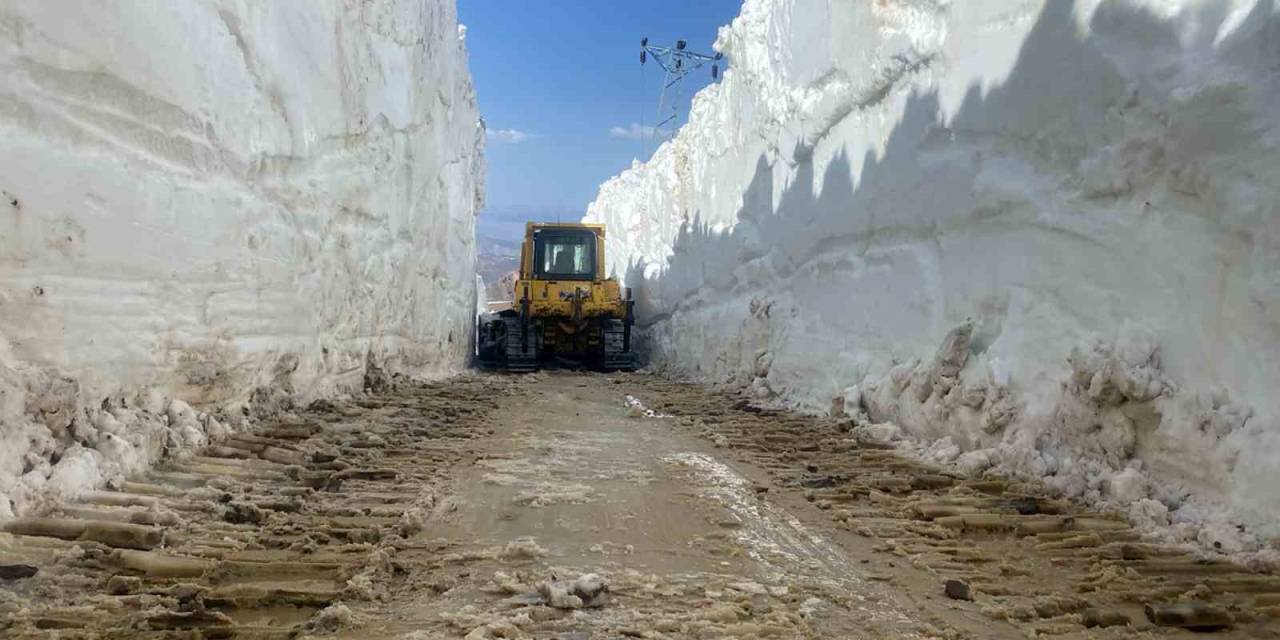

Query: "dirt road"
left=1, top=371, right=1276, bottom=638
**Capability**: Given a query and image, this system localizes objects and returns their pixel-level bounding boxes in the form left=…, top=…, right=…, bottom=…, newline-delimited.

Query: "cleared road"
left=1, top=371, right=1275, bottom=639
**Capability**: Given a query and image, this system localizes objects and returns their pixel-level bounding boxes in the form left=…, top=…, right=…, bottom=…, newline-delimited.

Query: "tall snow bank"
left=0, top=0, right=484, bottom=518
left=586, top=0, right=1280, bottom=554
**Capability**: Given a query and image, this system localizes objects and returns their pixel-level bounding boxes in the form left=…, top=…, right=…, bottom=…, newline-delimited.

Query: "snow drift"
left=0, top=1, right=484, bottom=518
left=586, top=0, right=1280, bottom=556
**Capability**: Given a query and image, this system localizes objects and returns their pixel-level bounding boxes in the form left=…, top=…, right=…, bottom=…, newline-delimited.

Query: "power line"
left=638, top=37, right=723, bottom=146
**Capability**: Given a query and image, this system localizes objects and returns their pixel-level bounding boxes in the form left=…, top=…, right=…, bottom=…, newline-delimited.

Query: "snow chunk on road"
left=499, top=538, right=548, bottom=561
left=536, top=572, right=608, bottom=609
left=625, top=395, right=671, bottom=418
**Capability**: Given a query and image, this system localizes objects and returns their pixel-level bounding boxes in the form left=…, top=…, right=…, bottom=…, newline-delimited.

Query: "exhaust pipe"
left=623, top=287, right=634, bottom=353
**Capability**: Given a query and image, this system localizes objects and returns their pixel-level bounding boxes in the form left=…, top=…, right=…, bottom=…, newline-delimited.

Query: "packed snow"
left=586, top=0, right=1280, bottom=557
left=0, top=1, right=483, bottom=518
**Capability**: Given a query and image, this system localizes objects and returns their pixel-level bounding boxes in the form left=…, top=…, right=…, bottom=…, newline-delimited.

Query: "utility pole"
left=639, top=37, right=723, bottom=144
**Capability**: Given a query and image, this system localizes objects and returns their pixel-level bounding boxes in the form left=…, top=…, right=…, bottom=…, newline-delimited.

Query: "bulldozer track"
left=601, top=319, right=635, bottom=372
left=501, top=316, right=539, bottom=373
left=0, top=375, right=515, bottom=639
left=481, top=317, right=633, bottom=373
left=627, top=376, right=1280, bottom=637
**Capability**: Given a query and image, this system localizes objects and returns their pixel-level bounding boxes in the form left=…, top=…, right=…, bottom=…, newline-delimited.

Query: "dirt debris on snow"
left=533, top=572, right=608, bottom=609
left=0, top=375, right=518, bottom=639
left=624, top=373, right=1280, bottom=638
left=306, top=602, right=356, bottom=632
left=500, top=538, right=548, bottom=561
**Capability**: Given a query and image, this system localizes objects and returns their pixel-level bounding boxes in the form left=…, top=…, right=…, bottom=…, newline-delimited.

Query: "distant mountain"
left=477, top=233, right=521, bottom=257
left=477, top=252, right=519, bottom=302
left=475, top=232, right=521, bottom=302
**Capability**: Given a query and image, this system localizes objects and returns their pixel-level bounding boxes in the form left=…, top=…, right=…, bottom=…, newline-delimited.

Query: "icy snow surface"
left=586, top=0, right=1280, bottom=552
left=0, top=1, right=483, bottom=518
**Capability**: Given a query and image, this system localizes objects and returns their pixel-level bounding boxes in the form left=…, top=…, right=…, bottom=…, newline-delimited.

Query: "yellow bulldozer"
left=476, top=222, right=635, bottom=372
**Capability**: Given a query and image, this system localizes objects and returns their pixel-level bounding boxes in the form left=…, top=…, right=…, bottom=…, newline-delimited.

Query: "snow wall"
left=587, top=0, right=1280, bottom=556
left=0, top=1, right=484, bottom=518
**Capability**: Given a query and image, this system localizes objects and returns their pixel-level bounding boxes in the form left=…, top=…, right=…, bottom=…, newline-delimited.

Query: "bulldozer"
left=476, top=222, right=635, bottom=372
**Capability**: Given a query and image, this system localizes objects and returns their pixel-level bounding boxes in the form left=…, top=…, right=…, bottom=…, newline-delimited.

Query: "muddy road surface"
left=2, top=371, right=1276, bottom=639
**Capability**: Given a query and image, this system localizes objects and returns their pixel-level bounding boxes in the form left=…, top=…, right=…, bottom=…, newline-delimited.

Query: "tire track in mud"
left=334, top=371, right=946, bottom=640
left=628, top=375, right=1280, bottom=639
left=664, top=451, right=850, bottom=578
left=663, top=451, right=921, bottom=633
left=0, top=375, right=515, bottom=639
left=4, top=371, right=1276, bottom=639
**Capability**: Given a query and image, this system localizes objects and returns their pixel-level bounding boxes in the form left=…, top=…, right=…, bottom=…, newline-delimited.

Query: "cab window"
left=534, top=231, right=595, bottom=280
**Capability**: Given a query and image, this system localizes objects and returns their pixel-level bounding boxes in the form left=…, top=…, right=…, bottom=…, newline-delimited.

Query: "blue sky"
left=458, top=0, right=742, bottom=242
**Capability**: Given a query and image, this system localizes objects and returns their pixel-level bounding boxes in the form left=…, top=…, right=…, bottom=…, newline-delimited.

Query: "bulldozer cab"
left=531, top=227, right=597, bottom=281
